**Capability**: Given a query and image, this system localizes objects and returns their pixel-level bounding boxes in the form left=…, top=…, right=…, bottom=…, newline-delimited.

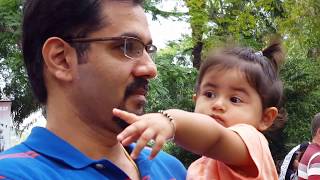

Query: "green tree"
left=185, top=0, right=208, bottom=69
left=0, top=0, right=40, bottom=128
left=184, top=0, right=285, bottom=68
left=277, top=0, right=320, bottom=148
left=144, top=0, right=186, bottom=20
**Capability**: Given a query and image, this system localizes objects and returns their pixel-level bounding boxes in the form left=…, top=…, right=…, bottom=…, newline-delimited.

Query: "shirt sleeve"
left=307, top=155, right=320, bottom=179
left=228, top=124, right=278, bottom=178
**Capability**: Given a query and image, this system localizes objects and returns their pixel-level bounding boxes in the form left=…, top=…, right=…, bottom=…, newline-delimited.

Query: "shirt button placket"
left=95, top=163, right=105, bottom=170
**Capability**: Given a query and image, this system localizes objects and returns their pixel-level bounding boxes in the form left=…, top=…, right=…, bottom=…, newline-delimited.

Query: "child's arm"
left=165, top=109, right=252, bottom=168
left=113, top=108, right=253, bottom=168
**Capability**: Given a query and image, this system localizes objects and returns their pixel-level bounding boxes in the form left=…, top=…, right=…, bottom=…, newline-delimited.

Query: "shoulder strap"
left=279, top=145, right=301, bottom=180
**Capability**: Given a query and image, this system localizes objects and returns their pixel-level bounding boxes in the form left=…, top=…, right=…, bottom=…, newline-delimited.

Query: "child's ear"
left=192, top=94, right=197, bottom=102
left=258, top=107, right=278, bottom=131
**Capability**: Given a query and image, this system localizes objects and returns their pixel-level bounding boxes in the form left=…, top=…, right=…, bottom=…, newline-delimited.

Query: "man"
left=298, top=113, right=320, bottom=180
left=0, top=0, right=186, bottom=179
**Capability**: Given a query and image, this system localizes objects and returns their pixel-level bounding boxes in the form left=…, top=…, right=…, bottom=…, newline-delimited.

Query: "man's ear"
left=258, top=107, right=278, bottom=131
left=42, top=37, right=78, bottom=82
left=192, top=94, right=197, bottom=102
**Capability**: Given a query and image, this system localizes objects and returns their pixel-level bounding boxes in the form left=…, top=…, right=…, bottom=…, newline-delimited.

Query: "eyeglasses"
left=66, top=36, right=157, bottom=60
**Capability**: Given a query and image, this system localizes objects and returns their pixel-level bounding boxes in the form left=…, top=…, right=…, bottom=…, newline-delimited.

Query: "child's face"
left=194, top=67, right=266, bottom=130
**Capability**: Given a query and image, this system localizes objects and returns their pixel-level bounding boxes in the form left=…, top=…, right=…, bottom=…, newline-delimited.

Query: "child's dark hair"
left=195, top=39, right=286, bottom=131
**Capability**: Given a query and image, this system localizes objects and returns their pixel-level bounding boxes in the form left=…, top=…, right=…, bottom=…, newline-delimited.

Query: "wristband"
left=158, top=110, right=176, bottom=141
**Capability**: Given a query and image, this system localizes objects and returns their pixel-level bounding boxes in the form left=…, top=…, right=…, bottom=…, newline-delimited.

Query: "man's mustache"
left=113, top=78, right=149, bottom=130
left=124, top=78, right=149, bottom=100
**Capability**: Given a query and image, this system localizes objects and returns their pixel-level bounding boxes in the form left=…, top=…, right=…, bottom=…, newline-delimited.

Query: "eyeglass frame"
left=65, top=36, right=157, bottom=60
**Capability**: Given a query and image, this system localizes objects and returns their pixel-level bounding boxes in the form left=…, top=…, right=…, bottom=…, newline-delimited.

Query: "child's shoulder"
left=228, top=124, right=260, bottom=133
left=228, top=123, right=269, bottom=149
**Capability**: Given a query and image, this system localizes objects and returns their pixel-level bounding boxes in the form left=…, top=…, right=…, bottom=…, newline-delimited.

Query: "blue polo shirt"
left=0, top=127, right=186, bottom=180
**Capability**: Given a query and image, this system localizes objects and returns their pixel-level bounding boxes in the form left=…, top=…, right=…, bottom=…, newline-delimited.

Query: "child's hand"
left=112, top=108, right=175, bottom=160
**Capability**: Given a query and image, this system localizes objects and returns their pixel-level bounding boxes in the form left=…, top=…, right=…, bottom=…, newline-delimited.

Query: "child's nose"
left=211, top=98, right=226, bottom=112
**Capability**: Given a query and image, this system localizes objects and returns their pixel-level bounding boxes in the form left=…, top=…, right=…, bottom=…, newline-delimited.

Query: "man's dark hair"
left=22, top=0, right=144, bottom=104
left=311, top=113, right=320, bottom=137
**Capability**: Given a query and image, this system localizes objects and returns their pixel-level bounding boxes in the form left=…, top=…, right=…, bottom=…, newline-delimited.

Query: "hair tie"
left=255, top=51, right=263, bottom=57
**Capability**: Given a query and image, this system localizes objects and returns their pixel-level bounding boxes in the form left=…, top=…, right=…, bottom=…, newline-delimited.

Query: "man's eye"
left=230, top=97, right=242, bottom=103
left=112, top=43, right=125, bottom=50
left=204, top=91, right=216, bottom=98
left=126, top=41, right=143, bottom=56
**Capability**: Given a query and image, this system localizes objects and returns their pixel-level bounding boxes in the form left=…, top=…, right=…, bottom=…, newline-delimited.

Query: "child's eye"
left=230, top=97, right=242, bottom=103
left=204, top=91, right=216, bottom=98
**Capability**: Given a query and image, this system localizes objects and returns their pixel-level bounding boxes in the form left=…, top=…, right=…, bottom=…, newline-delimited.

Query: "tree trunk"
left=192, top=41, right=203, bottom=70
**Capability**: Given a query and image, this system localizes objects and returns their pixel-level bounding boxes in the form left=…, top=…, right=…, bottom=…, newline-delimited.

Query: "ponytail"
left=262, top=38, right=285, bottom=72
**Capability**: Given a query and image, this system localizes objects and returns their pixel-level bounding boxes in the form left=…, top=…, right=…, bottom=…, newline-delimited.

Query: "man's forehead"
left=94, top=2, right=151, bottom=42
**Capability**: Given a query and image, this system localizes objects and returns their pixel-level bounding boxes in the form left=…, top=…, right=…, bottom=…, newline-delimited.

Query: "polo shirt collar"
left=23, top=127, right=94, bottom=169
left=22, top=127, right=153, bottom=174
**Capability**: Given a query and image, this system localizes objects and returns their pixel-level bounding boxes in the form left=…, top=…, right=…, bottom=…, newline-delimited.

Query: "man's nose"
left=132, top=53, right=157, bottom=79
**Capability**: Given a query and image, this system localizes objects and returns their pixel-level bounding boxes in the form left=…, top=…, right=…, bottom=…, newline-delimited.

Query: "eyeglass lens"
left=124, top=38, right=144, bottom=58
left=123, top=38, right=157, bottom=59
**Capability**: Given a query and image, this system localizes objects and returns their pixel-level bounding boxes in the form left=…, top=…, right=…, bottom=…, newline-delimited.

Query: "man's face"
left=70, top=2, right=157, bottom=132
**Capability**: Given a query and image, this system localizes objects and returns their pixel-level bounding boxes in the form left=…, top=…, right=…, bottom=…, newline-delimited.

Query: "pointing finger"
left=113, top=108, right=139, bottom=124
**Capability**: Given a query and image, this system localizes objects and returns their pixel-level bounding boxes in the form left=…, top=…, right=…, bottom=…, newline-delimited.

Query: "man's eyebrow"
left=119, top=32, right=153, bottom=45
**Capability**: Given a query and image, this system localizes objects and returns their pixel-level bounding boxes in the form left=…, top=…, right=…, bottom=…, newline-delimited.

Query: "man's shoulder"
left=308, top=148, right=320, bottom=164
left=0, top=143, right=50, bottom=179
left=138, top=146, right=186, bottom=179
left=0, top=143, right=32, bottom=163
left=298, top=144, right=320, bottom=179
left=302, top=144, right=320, bottom=162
